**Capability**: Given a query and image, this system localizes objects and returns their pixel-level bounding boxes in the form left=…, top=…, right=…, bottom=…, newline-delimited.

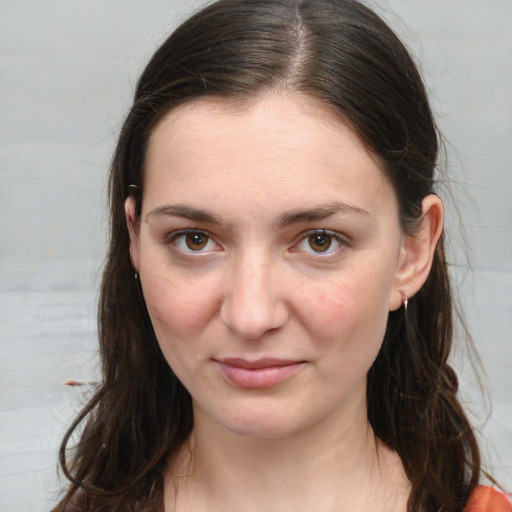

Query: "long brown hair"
left=55, top=1, right=481, bottom=510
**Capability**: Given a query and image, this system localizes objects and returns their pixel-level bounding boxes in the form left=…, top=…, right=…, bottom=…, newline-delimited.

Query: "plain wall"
left=0, top=1, right=510, bottom=510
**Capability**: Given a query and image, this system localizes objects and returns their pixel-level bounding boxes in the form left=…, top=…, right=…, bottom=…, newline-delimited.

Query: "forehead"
left=147, top=93, right=371, bottom=163
left=142, top=93, right=396, bottom=219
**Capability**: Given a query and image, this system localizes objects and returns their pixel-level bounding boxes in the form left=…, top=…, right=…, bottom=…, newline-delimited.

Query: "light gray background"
left=1, top=1, right=510, bottom=510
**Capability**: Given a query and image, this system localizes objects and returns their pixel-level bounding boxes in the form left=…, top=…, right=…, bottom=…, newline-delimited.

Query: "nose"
left=220, top=255, right=289, bottom=340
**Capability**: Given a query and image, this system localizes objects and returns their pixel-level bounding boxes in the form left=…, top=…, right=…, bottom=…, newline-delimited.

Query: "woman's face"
left=128, top=93, right=409, bottom=438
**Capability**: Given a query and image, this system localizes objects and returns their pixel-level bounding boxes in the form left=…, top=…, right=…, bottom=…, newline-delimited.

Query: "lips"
left=214, top=358, right=305, bottom=389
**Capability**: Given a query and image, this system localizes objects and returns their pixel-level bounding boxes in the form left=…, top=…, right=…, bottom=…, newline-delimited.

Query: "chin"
left=203, top=400, right=318, bottom=440
left=221, top=418, right=300, bottom=439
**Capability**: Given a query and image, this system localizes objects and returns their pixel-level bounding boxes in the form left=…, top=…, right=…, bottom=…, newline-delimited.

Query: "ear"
left=125, top=196, right=141, bottom=272
left=389, top=194, right=444, bottom=311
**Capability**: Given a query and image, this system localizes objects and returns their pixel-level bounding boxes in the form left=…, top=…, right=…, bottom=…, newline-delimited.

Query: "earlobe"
left=389, top=194, right=444, bottom=311
left=125, top=196, right=141, bottom=272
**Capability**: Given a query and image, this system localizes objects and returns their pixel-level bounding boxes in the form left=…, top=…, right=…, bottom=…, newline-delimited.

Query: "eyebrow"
left=146, top=204, right=224, bottom=224
left=275, top=201, right=371, bottom=227
left=145, top=201, right=370, bottom=226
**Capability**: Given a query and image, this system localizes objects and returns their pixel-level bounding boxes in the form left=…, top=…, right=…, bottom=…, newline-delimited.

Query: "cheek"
left=140, top=270, right=222, bottom=386
left=140, top=265, right=221, bottom=342
left=308, top=278, right=389, bottom=321
left=305, top=282, right=390, bottom=393
left=300, top=265, right=393, bottom=350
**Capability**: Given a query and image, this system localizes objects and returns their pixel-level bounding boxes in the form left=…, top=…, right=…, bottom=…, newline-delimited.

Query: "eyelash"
left=292, top=229, right=346, bottom=256
left=166, top=229, right=220, bottom=254
left=165, top=228, right=347, bottom=257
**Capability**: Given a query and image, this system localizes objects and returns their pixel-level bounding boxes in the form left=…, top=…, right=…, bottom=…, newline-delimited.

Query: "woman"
left=55, top=0, right=510, bottom=511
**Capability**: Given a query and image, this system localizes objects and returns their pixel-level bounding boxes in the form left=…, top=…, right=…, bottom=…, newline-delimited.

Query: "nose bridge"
left=221, top=247, right=287, bottom=339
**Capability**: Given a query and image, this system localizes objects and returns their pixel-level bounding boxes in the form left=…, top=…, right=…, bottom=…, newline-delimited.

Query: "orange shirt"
left=466, top=486, right=511, bottom=512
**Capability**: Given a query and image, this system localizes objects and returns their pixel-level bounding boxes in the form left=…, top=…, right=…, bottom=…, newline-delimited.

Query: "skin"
left=126, top=93, right=443, bottom=512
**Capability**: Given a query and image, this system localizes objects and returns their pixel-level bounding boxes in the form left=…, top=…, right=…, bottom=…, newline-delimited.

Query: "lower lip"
left=215, top=361, right=305, bottom=389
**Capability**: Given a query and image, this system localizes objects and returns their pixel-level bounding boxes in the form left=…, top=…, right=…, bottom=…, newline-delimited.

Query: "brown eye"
left=185, top=232, right=209, bottom=251
left=308, top=233, right=332, bottom=252
left=171, top=230, right=219, bottom=254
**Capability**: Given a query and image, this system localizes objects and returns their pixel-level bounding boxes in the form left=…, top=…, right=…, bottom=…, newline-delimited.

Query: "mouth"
left=213, top=358, right=306, bottom=389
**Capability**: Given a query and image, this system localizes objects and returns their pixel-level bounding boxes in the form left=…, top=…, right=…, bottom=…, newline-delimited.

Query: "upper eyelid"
left=295, top=228, right=349, bottom=244
left=165, top=227, right=211, bottom=240
left=163, top=226, right=346, bottom=237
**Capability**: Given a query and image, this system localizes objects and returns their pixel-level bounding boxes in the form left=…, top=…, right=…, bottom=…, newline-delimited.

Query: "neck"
left=165, top=390, right=410, bottom=512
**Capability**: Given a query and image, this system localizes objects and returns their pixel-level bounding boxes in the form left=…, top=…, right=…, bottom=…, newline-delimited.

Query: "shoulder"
left=465, top=485, right=511, bottom=512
